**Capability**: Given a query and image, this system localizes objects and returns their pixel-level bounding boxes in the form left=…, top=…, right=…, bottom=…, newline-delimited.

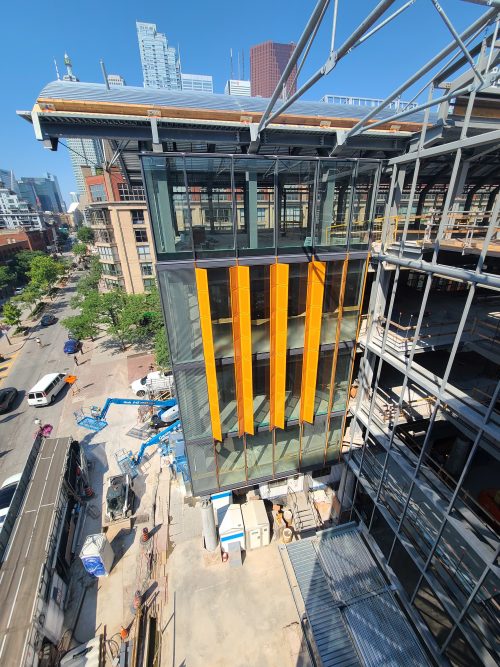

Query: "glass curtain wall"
left=143, top=155, right=380, bottom=259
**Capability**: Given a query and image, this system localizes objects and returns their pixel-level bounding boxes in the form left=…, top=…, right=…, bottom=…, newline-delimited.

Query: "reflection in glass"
left=315, top=350, right=334, bottom=415
left=250, top=265, right=270, bottom=354
left=315, top=161, right=354, bottom=250
left=463, top=571, right=499, bottom=664
left=216, top=362, right=238, bottom=434
left=320, top=260, right=344, bottom=344
left=184, top=156, right=234, bottom=257
left=142, top=156, right=193, bottom=258
left=253, top=358, right=270, bottom=428
left=190, top=441, right=218, bottom=495
left=208, top=267, right=233, bottom=358
left=285, top=355, right=302, bottom=421
left=275, top=426, right=300, bottom=475
left=325, top=416, right=343, bottom=463
left=414, top=579, right=454, bottom=646
left=277, top=160, right=316, bottom=250
left=234, top=158, right=275, bottom=255
left=246, top=430, right=273, bottom=480
left=332, top=347, right=353, bottom=412
left=301, top=419, right=327, bottom=467
left=350, top=162, right=379, bottom=250
left=287, top=263, right=308, bottom=349
left=216, top=434, right=246, bottom=487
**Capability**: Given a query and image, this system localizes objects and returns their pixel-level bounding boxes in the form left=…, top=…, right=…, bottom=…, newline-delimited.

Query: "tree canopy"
left=2, top=302, right=22, bottom=327
left=28, top=255, right=65, bottom=292
left=72, top=242, right=89, bottom=257
left=76, top=226, right=95, bottom=243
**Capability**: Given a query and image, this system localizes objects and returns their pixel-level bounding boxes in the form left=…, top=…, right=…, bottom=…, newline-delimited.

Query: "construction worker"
left=35, top=336, right=41, bottom=347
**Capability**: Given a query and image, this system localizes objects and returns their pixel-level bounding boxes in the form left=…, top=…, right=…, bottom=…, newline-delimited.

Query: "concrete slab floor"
left=162, top=487, right=307, bottom=667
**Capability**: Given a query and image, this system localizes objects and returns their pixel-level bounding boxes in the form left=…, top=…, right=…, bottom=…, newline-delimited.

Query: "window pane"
left=370, top=506, right=394, bottom=558
left=332, top=347, right=353, bottom=412
left=301, top=419, right=327, bottom=468
left=253, top=358, right=270, bottom=428
left=315, top=160, right=353, bottom=251
left=216, top=434, right=246, bottom=487
left=275, top=426, right=300, bottom=475
left=250, top=265, right=270, bottom=355
left=320, top=260, right=344, bottom=344
left=414, top=579, right=454, bottom=647
left=325, top=416, right=343, bottom=463
left=353, top=482, right=374, bottom=525
left=234, top=158, right=275, bottom=255
left=184, top=156, right=234, bottom=257
left=350, top=162, right=379, bottom=250
left=285, top=355, right=302, bottom=421
left=142, top=156, right=192, bottom=259
left=189, top=442, right=218, bottom=495
left=445, top=628, right=481, bottom=667
left=174, top=366, right=212, bottom=441
left=287, top=263, right=308, bottom=349
left=401, top=482, right=441, bottom=562
left=463, top=570, right=500, bottom=663
left=158, top=267, right=203, bottom=363
left=379, top=455, right=412, bottom=523
left=277, top=160, right=316, bottom=251
left=315, top=349, right=333, bottom=416
left=208, top=268, right=233, bottom=359
left=216, top=362, right=238, bottom=434
left=389, top=537, right=421, bottom=597
left=246, top=430, right=273, bottom=480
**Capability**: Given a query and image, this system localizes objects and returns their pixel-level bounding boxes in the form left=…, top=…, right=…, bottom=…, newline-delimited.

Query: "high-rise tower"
left=136, top=21, right=181, bottom=90
left=250, top=41, right=297, bottom=98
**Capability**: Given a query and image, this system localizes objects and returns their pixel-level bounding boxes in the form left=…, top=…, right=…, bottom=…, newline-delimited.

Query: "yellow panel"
left=195, top=268, right=222, bottom=442
left=300, top=261, right=326, bottom=424
left=230, top=266, right=254, bottom=436
left=270, top=263, right=289, bottom=430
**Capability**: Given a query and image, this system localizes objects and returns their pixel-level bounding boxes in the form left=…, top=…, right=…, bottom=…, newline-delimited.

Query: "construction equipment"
left=105, top=474, right=135, bottom=521
left=135, top=419, right=181, bottom=464
left=75, top=397, right=177, bottom=432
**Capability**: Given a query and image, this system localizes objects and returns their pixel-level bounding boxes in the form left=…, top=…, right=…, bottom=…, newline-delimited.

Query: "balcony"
left=87, top=208, right=111, bottom=226
left=94, top=229, right=116, bottom=244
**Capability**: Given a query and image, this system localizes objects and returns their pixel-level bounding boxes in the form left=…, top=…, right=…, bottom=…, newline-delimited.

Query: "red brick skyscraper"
left=250, top=41, right=297, bottom=98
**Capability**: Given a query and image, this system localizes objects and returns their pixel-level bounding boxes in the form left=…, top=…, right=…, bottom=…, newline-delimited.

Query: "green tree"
left=28, top=255, right=64, bottom=292
left=72, top=242, right=89, bottom=258
left=61, top=312, right=100, bottom=341
left=13, top=283, right=42, bottom=313
left=11, top=250, right=46, bottom=283
left=2, top=302, right=22, bottom=327
left=0, top=266, right=12, bottom=292
left=76, top=226, right=94, bottom=243
left=154, top=328, right=170, bottom=370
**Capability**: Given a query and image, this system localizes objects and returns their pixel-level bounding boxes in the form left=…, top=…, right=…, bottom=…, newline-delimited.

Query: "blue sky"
left=0, top=0, right=486, bottom=206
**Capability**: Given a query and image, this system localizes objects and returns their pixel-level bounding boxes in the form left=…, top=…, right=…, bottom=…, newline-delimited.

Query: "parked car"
left=13, top=287, right=24, bottom=296
left=130, top=370, right=174, bottom=397
left=40, top=314, right=57, bottom=327
left=0, top=387, right=18, bottom=413
left=64, top=339, right=81, bottom=354
left=0, top=473, right=21, bottom=531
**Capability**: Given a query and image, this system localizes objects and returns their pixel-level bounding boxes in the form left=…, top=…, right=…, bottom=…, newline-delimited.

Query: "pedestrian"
left=73, top=355, right=79, bottom=366
left=80, top=342, right=84, bottom=355
left=35, top=337, right=41, bottom=347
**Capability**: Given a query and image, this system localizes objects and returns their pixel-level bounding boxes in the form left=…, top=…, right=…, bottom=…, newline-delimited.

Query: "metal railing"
left=87, top=208, right=111, bottom=226
left=287, top=485, right=303, bottom=533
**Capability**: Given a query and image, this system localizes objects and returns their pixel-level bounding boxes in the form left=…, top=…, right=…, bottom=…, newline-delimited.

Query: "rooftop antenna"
left=100, top=59, right=110, bottom=90
left=238, top=51, right=241, bottom=80
left=230, top=48, right=234, bottom=80
left=242, top=50, right=245, bottom=80
left=54, top=58, right=61, bottom=80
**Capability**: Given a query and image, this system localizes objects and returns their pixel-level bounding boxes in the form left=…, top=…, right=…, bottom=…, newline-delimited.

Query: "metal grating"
left=345, top=592, right=429, bottom=667
left=316, top=530, right=386, bottom=603
left=286, top=540, right=361, bottom=667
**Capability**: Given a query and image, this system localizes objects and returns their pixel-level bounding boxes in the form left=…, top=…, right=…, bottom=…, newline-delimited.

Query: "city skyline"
left=0, top=1, right=485, bottom=203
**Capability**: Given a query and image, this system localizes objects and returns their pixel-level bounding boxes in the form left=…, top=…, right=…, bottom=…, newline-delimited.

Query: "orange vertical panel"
left=195, top=268, right=222, bottom=442
left=230, top=265, right=254, bottom=436
left=270, top=263, right=289, bottom=430
left=300, top=260, right=326, bottom=424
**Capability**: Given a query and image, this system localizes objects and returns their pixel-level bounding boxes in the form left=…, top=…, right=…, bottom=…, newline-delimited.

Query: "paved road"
left=0, top=277, right=79, bottom=487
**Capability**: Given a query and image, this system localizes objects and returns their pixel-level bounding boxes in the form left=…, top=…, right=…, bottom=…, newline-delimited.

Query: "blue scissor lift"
left=74, top=397, right=184, bottom=479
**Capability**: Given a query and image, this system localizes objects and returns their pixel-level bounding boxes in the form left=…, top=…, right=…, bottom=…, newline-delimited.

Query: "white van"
left=130, top=371, right=174, bottom=397
left=27, top=372, right=67, bottom=407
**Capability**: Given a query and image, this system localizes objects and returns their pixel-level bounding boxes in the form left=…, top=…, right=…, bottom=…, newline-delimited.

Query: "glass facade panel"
left=216, top=362, right=238, bottom=434
left=189, top=442, right=218, bottom=495
left=253, top=358, right=270, bottom=428
left=370, top=506, right=394, bottom=558
left=315, top=349, right=333, bottom=415
left=379, top=455, right=412, bottom=523
left=250, top=265, right=270, bottom=354
left=234, top=158, right=275, bottom=255
left=332, top=347, right=353, bottom=412
left=353, top=482, right=374, bottom=525
left=285, top=355, right=302, bottom=421
left=320, top=260, right=344, bottom=344
left=184, top=156, right=234, bottom=257
left=301, top=419, right=327, bottom=468
left=246, top=430, right=273, bottom=480
left=277, top=159, right=316, bottom=251
left=463, top=570, right=500, bottom=663
left=389, top=538, right=421, bottom=597
left=325, top=416, right=343, bottom=463
left=287, top=263, right=308, bottom=349
left=315, top=161, right=354, bottom=251
left=207, top=267, right=233, bottom=359
left=359, top=440, right=387, bottom=492
left=350, top=162, right=379, bottom=250
left=275, top=426, right=300, bottom=475
left=142, top=156, right=193, bottom=259
left=175, top=365, right=212, bottom=441
left=216, top=434, right=246, bottom=487
left=445, top=628, right=481, bottom=667
left=340, top=258, right=365, bottom=341
left=158, top=267, right=203, bottom=363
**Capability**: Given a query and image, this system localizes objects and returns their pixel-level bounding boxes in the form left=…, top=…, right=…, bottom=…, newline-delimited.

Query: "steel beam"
left=388, top=128, right=500, bottom=164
